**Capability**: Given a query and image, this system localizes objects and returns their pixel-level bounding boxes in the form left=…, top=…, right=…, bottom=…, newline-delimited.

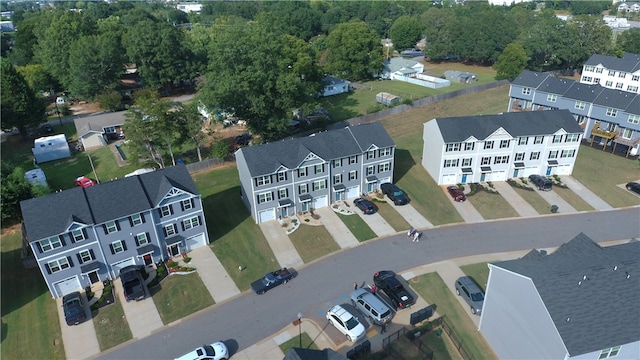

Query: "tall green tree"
left=16, top=64, right=54, bottom=93
left=177, top=103, right=208, bottom=162
left=566, top=15, right=613, bottom=69
left=494, top=43, right=529, bottom=80
left=390, top=16, right=422, bottom=51
left=420, top=7, right=458, bottom=61
left=617, top=28, right=640, bottom=54
left=1, top=58, right=45, bottom=136
left=1, top=163, right=34, bottom=223
left=324, top=20, right=383, bottom=81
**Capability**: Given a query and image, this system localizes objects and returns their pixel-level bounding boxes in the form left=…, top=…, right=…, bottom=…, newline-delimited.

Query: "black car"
left=380, top=183, right=409, bottom=205
left=62, top=291, right=86, bottom=326
left=373, top=270, right=415, bottom=309
left=250, top=268, right=296, bottom=295
left=626, top=182, right=640, bottom=195
left=120, top=265, right=146, bottom=301
left=528, top=175, right=552, bottom=191
left=353, top=198, right=377, bottom=214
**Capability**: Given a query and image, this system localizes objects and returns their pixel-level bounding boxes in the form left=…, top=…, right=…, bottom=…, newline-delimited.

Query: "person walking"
left=407, top=227, right=415, bottom=238
left=380, top=319, right=387, bottom=333
left=413, top=231, right=421, bottom=242
left=354, top=281, right=358, bottom=290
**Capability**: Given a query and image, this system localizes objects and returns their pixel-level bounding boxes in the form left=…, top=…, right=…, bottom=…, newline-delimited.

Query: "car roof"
left=329, top=305, right=353, bottom=321
left=457, top=276, right=483, bottom=292
left=63, top=291, right=82, bottom=301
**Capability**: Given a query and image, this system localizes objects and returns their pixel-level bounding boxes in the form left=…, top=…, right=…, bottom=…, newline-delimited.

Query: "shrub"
left=167, top=261, right=178, bottom=268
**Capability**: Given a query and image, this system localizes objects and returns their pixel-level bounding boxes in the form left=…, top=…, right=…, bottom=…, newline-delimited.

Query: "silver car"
left=455, top=276, right=484, bottom=315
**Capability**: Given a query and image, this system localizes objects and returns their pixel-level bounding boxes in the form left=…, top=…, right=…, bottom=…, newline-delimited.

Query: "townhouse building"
left=580, top=53, right=640, bottom=94
left=236, top=123, right=395, bottom=224
left=422, top=110, right=582, bottom=185
left=20, top=165, right=209, bottom=298
left=508, top=70, right=640, bottom=157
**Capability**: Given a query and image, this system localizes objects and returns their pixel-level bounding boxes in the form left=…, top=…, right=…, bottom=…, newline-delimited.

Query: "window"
left=105, top=221, right=118, bottom=233
left=277, top=171, right=287, bottom=182
left=522, top=87, right=531, bottom=95
left=534, top=136, right=544, bottom=144
left=605, top=80, right=613, bottom=87
left=464, top=142, right=475, bottom=151
left=40, top=236, right=63, bottom=252
left=581, top=76, right=592, bottom=83
left=599, top=346, right=621, bottom=359
left=584, top=65, right=594, bottom=72
left=481, top=157, right=491, bottom=165
left=183, top=216, right=200, bottom=230
left=131, top=213, right=143, bottom=226
left=348, top=155, right=357, bottom=164
left=484, top=141, right=494, bottom=150
left=616, top=82, right=623, bottom=89
left=499, top=140, right=510, bottom=148
left=577, top=115, right=586, bottom=126
left=257, top=192, right=273, bottom=204
left=515, top=152, right=525, bottom=161
left=627, top=85, right=639, bottom=92
left=561, top=149, right=576, bottom=158
left=622, top=128, right=633, bottom=139
left=299, top=184, right=308, bottom=194
left=348, top=171, right=357, bottom=181
left=333, top=174, right=342, bottom=184
left=552, top=135, right=563, bottom=143
left=446, top=143, right=461, bottom=152
left=181, top=199, right=193, bottom=211
left=619, top=71, right=627, bottom=78
left=312, top=179, right=327, bottom=191
left=78, top=249, right=93, bottom=263
left=366, top=150, right=376, bottom=159
left=160, top=205, right=172, bottom=217
left=548, top=150, right=558, bottom=159
left=575, top=101, right=585, bottom=110
left=366, top=165, right=375, bottom=176
left=462, top=158, right=472, bottom=166
left=606, top=108, right=617, bottom=117
left=314, top=164, right=324, bottom=174
left=136, top=233, right=149, bottom=245
left=443, top=159, right=459, bottom=168
left=565, top=134, right=580, bottom=142
left=530, top=152, right=540, bottom=160
left=164, top=224, right=177, bottom=236
left=378, top=162, right=391, bottom=172
left=71, top=229, right=85, bottom=242
left=595, top=67, right=603, bottom=74
left=47, top=257, right=71, bottom=273
left=111, top=240, right=126, bottom=254
left=256, top=175, right=271, bottom=186
left=278, top=188, right=288, bottom=199
left=633, top=75, right=640, bottom=81
left=546, top=94, right=557, bottom=102
left=298, top=167, right=307, bottom=177
left=608, top=70, right=615, bottom=76
left=518, top=137, right=528, bottom=145
left=629, top=114, right=640, bottom=125
left=493, top=156, right=509, bottom=164
left=378, top=147, right=392, bottom=157
left=333, top=159, right=342, bottom=168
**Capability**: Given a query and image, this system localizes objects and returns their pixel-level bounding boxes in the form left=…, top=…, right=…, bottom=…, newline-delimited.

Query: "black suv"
left=373, top=270, right=415, bottom=309
left=120, top=265, right=146, bottom=302
left=626, top=182, right=640, bottom=195
left=62, top=291, right=87, bottom=326
left=528, top=175, right=552, bottom=191
left=380, top=183, right=409, bottom=205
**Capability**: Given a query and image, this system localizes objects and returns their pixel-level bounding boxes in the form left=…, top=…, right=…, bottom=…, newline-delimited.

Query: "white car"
left=174, top=341, right=228, bottom=360
left=326, top=304, right=366, bottom=342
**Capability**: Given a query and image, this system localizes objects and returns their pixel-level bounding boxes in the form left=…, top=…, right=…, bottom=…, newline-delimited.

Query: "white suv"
left=326, top=305, right=366, bottom=342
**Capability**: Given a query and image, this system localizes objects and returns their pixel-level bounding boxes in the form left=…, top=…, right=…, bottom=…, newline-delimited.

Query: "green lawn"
left=467, top=191, right=520, bottom=220
left=552, top=187, right=594, bottom=212
left=279, top=332, right=319, bottom=355
left=288, top=224, right=341, bottom=263
left=511, top=186, right=550, bottom=214
left=336, top=213, right=377, bottom=242
left=92, top=302, right=132, bottom=351
left=151, top=273, right=215, bottom=324
left=459, top=263, right=490, bottom=293
left=0, top=229, right=65, bottom=360
left=373, top=199, right=412, bottom=232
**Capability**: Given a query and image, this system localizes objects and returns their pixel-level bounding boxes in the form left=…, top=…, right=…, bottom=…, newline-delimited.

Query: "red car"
left=447, top=186, right=466, bottom=202
left=74, top=176, right=96, bottom=188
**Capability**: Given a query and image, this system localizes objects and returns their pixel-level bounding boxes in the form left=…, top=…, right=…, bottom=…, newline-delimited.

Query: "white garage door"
left=346, top=186, right=359, bottom=199
left=54, top=276, right=81, bottom=297
left=258, top=208, right=276, bottom=223
left=491, top=171, right=506, bottom=182
left=111, top=257, right=136, bottom=277
left=185, top=233, right=205, bottom=251
left=441, top=174, right=457, bottom=185
left=522, top=167, right=538, bottom=177
left=556, top=164, right=571, bottom=175
left=312, top=195, right=328, bottom=209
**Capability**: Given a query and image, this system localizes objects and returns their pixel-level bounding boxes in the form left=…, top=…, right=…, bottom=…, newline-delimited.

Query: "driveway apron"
left=189, top=246, right=240, bottom=303
left=389, top=203, right=433, bottom=229
left=442, top=187, right=485, bottom=223
left=315, top=207, right=360, bottom=248
left=535, top=190, right=577, bottom=213
left=354, top=210, right=395, bottom=237
left=491, top=182, right=539, bottom=217
left=560, top=176, right=613, bottom=210
left=57, top=295, right=101, bottom=360
left=113, top=278, right=163, bottom=339
left=259, top=221, right=304, bottom=268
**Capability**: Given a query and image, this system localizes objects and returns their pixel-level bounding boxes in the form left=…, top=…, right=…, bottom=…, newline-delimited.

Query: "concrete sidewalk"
left=189, top=246, right=240, bottom=303
left=113, top=278, right=164, bottom=339
left=315, top=207, right=360, bottom=249
left=259, top=221, right=304, bottom=268
left=560, top=176, right=613, bottom=210
left=57, top=295, right=101, bottom=360
left=491, top=182, right=539, bottom=217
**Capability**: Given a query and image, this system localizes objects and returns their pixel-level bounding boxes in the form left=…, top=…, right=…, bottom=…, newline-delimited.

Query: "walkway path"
left=259, top=221, right=304, bottom=268
left=113, top=278, right=164, bottom=339
left=561, top=176, right=613, bottom=210
left=57, top=295, right=101, bottom=360
left=315, top=207, right=360, bottom=249
left=389, top=203, right=433, bottom=229
left=189, top=246, right=240, bottom=303
left=491, top=182, right=539, bottom=217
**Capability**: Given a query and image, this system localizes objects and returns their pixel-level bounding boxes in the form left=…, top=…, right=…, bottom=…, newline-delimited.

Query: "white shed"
left=25, top=168, right=48, bottom=188
left=32, top=134, right=71, bottom=163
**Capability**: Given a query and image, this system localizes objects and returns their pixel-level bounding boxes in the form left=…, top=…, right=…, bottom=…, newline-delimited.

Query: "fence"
left=440, top=315, right=474, bottom=360
left=184, top=158, right=225, bottom=174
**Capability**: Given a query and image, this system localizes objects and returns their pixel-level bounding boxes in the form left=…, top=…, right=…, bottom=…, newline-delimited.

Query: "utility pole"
left=87, top=153, right=99, bottom=184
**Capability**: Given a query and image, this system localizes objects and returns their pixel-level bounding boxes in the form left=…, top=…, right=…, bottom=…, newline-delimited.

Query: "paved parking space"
left=491, top=182, right=539, bottom=217
left=259, top=221, right=304, bottom=268
left=113, top=278, right=163, bottom=338
left=388, top=203, right=433, bottom=230
left=354, top=209, right=395, bottom=237
left=189, top=246, right=241, bottom=303
left=56, top=294, right=101, bottom=360
left=442, top=187, right=485, bottom=223
left=315, top=207, right=360, bottom=249
left=535, top=189, right=577, bottom=213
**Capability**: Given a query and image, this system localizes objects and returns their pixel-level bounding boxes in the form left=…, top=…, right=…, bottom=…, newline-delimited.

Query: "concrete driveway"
left=442, top=187, right=485, bottom=223
left=490, top=182, right=539, bottom=217
left=56, top=293, right=100, bottom=360
left=259, top=221, right=304, bottom=268
left=188, top=246, right=240, bottom=303
left=315, top=207, right=360, bottom=249
left=534, top=189, right=577, bottom=213
left=353, top=207, right=395, bottom=237
left=113, top=278, right=163, bottom=339
left=388, top=203, right=433, bottom=230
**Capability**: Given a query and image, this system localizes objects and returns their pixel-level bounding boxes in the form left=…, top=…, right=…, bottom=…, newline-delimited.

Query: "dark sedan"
left=62, top=291, right=87, bottom=326
left=626, top=182, right=640, bottom=195
left=353, top=198, right=378, bottom=214
left=380, top=183, right=409, bottom=206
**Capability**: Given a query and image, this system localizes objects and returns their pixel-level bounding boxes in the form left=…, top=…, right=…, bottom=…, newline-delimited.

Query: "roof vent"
left=613, top=265, right=618, bottom=271
left=540, top=250, right=547, bottom=255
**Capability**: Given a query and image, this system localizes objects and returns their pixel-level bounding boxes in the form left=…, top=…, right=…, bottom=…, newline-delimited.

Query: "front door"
left=301, top=201, right=309, bottom=212
left=461, top=174, right=467, bottom=183
left=280, top=206, right=288, bottom=218
left=513, top=169, right=519, bottom=178
left=169, top=244, right=180, bottom=257
left=546, top=166, right=552, bottom=176
left=480, top=172, right=486, bottom=182
left=88, top=271, right=99, bottom=284
left=143, top=254, right=152, bottom=266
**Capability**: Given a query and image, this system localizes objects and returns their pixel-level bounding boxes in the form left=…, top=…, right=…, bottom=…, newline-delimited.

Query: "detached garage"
left=53, top=276, right=81, bottom=298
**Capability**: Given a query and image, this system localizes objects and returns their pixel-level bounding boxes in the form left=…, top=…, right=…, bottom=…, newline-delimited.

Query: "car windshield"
left=381, top=310, right=391, bottom=318
left=202, top=345, right=216, bottom=356
left=393, top=190, right=404, bottom=196
left=345, top=316, right=359, bottom=330
left=261, top=274, right=275, bottom=286
left=471, top=292, right=484, bottom=301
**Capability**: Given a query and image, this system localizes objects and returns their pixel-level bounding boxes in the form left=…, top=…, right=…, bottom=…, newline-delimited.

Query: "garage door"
left=258, top=208, right=276, bottom=223
left=312, top=195, right=328, bottom=209
left=522, top=167, right=537, bottom=177
left=556, top=164, right=571, bottom=175
left=111, top=257, right=136, bottom=277
left=185, top=233, right=205, bottom=251
left=441, top=174, right=457, bottom=185
left=491, top=171, right=506, bottom=182
left=346, top=186, right=359, bottom=199
left=53, top=276, right=81, bottom=298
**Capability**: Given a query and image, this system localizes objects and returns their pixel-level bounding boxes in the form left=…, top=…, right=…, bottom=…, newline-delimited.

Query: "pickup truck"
left=250, top=268, right=296, bottom=295
left=373, top=270, right=415, bottom=309
left=120, top=265, right=146, bottom=301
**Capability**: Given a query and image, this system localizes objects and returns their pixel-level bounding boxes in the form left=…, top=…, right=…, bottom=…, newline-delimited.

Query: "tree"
left=517, top=10, right=575, bottom=71
left=1, top=163, right=34, bottom=223
left=616, top=28, right=640, bottom=54
left=16, top=64, right=54, bottom=93
left=566, top=15, right=613, bottom=69
left=211, top=136, right=230, bottom=160
left=420, top=7, right=458, bottom=61
left=177, top=103, right=208, bottom=162
left=324, top=21, right=383, bottom=81
left=97, top=91, right=123, bottom=112
left=494, top=43, right=529, bottom=80
left=390, top=16, right=422, bottom=51
left=1, top=58, right=46, bottom=136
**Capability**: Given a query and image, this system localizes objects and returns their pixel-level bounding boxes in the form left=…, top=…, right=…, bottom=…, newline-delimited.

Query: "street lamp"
left=297, top=312, right=302, bottom=348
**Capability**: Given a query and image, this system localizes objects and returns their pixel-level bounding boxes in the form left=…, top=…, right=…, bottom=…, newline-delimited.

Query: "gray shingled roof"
left=238, top=123, right=394, bottom=177
left=537, top=76, right=574, bottom=95
left=585, top=53, right=640, bottom=73
left=510, top=70, right=549, bottom=88
left=492, top=233, right=640, bottom=357
left=592, top=87, right=638, bottom=110
left=435, top=110, right=582, bottom=143
left=74, top=111, right=127, bottom=137
left=20, top=165, right=198, bottom=241
left=561, top=82, right=603, bottom=103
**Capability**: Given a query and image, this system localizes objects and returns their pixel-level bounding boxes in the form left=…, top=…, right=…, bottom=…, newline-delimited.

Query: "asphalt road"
left=98, top=207, right=640, bottom=360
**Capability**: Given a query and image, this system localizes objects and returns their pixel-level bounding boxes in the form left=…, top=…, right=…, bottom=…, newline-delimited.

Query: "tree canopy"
left=390, top=16, right=423, bottom=51
left=324, top=21, right=384, bottom=81
left=494, top=43, right=529, bottom=80
left=1, top=58, right=45, bottom=135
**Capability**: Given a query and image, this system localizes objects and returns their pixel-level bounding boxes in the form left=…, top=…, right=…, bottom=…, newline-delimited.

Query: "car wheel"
left=627, top=185, right=632, bottom=190
left=351, top=299, right=356, bottom=306
left=284, top=279, right=288, bottom=284
left=348, top=334, right=354, bottom=342
left=258, top=290, right=265, bottom=295
left=329, top=319, right=334, bottom=326
left=456, top=289, right=460, bottom=296
left=471, top=308, right=476, bottom=314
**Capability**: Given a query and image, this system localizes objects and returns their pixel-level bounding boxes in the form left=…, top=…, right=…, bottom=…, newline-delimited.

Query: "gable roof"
left=384, top=57, right=421, bottom=73
left=584, top=53, right=640, bottom=73
left=536, top=76, right=574, bottom=95
left=237, top=123, right=394, bottom=177
left=20, top=164, right=199, bottom=241
left=74, top=111, right=127, bottom=137
left=433, top=110, right=582, bottom=143
left=510, top=70, right=550, bottom=88
left=492, top=233, right=640, bottom=357
left=322, top=76, right=349, bottom=87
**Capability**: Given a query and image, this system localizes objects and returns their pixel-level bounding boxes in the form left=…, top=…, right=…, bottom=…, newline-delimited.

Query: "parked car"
left=62, top=291, right=86, bottom=326
left=326, top=304, right=366, bottom=342
left=626, top=182, right=640, bottom=195
left=447, top=186, right=466, bottom=202
left=373, top=271, right=415, bottom=309
left=120, top=265, right=146, bottom=302
left=350, top=288, right=393, bottom=325
left=74, top=176, right=96, bottom=188
left=353, top=198, right=377, bottom=214
left=380, top=183, right=409, bottom=205
left=528, top=175, right=552, bottom=191
left=454, top=276, right=484, bottom=315
left=250, top=267, right=296, bottom=295
left=235, top=132, right=251, bottom=146
left=174, top=341, right=228, bottom=360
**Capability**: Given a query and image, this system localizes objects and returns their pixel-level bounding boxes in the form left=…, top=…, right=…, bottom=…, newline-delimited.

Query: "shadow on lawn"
left=202, top=186, right=251, bottom=238
left=393, top=149, right=416, bottom=182
left=0, top=246, right=49, bottom=317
